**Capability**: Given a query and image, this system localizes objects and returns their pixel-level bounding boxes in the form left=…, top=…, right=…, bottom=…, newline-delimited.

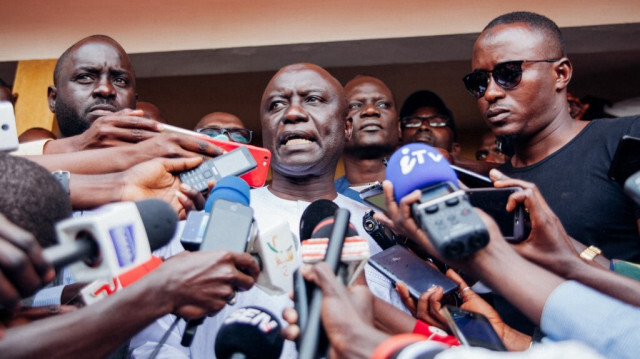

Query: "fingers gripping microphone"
left=182, top=176, right=254, bottom=347
left=44, top=199, right=177, bottom=280
left=386, top=143, right=489, bottom=260
left=214, top=306, right=284, bottom=359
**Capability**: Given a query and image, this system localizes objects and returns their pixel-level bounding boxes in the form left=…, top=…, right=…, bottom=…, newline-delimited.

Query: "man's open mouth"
left=280, top=132, right=316, bottom=146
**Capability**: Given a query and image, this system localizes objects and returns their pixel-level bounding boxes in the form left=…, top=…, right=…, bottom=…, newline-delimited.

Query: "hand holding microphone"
left=385, top=143, right=489, bottom=260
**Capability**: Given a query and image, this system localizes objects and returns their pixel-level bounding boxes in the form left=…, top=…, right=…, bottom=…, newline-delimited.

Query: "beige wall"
left=3, top=0, right=640, bottom=62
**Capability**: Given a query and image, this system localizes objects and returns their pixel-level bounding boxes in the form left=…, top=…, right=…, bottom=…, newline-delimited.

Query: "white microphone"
left=49, top=199, right=176, bottom=283
left=247, top=220, right=301, bottom=295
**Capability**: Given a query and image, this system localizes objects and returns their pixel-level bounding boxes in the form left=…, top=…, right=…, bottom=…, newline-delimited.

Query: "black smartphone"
left=199, top=199, right=254, bottom=253
left=609, top=135, right=640, bottom=186
left=368, top=245, right=458, bottom=299
left=465, top=187, right=529, bottom=242
left=443, top=305, right=507, bottom=351
left=359, top=183, right=388, bottom=214
left=179, top=146, right=257, bottom=192
left=451, top=165, right=493, bottom=188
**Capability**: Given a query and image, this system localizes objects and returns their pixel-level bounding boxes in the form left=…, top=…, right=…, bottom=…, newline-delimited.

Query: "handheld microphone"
left=214, top=306, right=284, bottom=359
left=624, top=170, right=640, bottom=205
left=44, top=199, right=177, bottom=281
left=386, top=143, right=489, bottom=260
left=295, top=199, right=339, bottom=335
left=79, top=255, right=164, bottom=305
left=298, top=208, right=351, bottom=359
left=182, top=176, right=254, bottom=347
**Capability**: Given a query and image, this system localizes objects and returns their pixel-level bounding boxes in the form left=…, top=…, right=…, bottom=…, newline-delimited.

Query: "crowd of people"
left=1, top=10, right=639, bottom=359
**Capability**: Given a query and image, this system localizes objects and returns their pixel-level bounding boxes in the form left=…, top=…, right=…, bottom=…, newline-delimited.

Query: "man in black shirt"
left=464, top=11, right=640, bottom=262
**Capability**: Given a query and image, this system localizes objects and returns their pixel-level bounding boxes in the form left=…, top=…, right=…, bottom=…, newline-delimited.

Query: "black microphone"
left=624, top=170, right=640, bottom=205
left=295, top=200, right=339, bottom=338
left=43, top=199, right=177, bottom=271
left=214, top=306, right=284, bottom=359
left=298, top=207, right=350, bottom=359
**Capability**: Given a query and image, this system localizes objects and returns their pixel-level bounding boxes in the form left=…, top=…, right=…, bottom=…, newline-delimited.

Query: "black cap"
left=400, top=90, right=458, bottom=141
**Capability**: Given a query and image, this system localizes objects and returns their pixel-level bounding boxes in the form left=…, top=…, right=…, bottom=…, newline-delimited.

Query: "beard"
left=55, top=99, right=91, bottom=138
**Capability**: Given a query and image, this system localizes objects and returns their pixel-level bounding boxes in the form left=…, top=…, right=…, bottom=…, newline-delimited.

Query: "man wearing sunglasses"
left=194, top=112, right=253, bottom=144
left=466, top=12, right=640, bottom=263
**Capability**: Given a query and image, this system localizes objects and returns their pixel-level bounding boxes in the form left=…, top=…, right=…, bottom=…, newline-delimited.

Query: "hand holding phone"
left=368, top=245, right=457, bottom=299
left=442, top=305, right=506, bottom=351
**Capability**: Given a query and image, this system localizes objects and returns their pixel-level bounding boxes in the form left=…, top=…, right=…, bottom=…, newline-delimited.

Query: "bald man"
left=194, top=112, right=252, bottom=144
left=131, top=63, right=405, bottom=359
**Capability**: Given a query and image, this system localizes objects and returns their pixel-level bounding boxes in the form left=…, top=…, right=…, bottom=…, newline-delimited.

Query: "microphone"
left=624, top=170, right=640, bottom=205
left=298, top=207, right=351, bottom=359
left=386, top=143, right=489, bottom=260
left=79, top=255, right=164, bottom=305
left=182, top=176, right=254, bottom=347
left=44, top=199, right=177, bottom=281
left=214, top=306, right=284, bottom=359
left=295, top=199, right=339, bottom=334
left=301, top=217, right=370, bottom=283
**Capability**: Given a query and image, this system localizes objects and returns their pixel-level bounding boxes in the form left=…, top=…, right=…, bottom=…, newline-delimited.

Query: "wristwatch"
left=52, top=170, right=70, bottom=195
left=579, top=245, right=602, bottom=261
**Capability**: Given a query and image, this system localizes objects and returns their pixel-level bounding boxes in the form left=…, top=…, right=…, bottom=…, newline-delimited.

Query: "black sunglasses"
left=462, top=59, right=560, bottom=98
left=196, top=126, right=253, bottom=143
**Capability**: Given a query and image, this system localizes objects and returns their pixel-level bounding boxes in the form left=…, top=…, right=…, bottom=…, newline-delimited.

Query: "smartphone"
left=368, top=245, right=458, bottom=299
left=443, top=305, right=506, bottom=351
left=609, top=135, right=640, bottom=186
left=465, top=187, right=529, bottom=242
left=360, top=183, right=388, bottom=214
left=199, top=199, right=254, bottom=253
left=0, top=102, right=18, bottom=152
left=451, top=165, right=493, bottom=188
left=162, top=124, right=271, bottom=188
left=179, top=147, right=257, bottom=193
left=180, top=211, right=210, bottom=251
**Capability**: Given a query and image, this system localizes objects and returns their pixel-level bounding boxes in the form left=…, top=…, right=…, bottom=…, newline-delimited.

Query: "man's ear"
left=554, top=57, right=572, bottom=92
left=47, top=86, right=57, bottom=113
left=345, top=117, right=353, bottom=141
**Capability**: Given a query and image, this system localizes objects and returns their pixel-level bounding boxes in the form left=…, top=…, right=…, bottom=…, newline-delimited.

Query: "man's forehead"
left=266, top=66, right=340, bottom=95
left=64, top=40, right=132, bottom=72
left=346, top=79, right=392, bottom=100
left=473, top=23, right=546, bottom=67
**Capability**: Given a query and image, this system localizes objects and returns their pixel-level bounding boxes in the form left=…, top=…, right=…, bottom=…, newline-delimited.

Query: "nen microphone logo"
left=400, top=147, right=444, bottom=175
left=109, top=224, right=137, bottom=267
left=225, top=307, right=279, bottom=333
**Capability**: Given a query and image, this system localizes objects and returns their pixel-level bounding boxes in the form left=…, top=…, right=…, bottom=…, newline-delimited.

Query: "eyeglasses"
left=462, top=59, right=560, bottom=98
left=196, top=126, right=253, bottom=143
left=401, top=115, right=450, bottom=129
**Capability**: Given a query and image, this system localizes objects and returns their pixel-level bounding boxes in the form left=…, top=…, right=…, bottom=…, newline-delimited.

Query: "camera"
left=362, top=210, right=399, bottom=250
left=411, top=181, right=489, bottom=260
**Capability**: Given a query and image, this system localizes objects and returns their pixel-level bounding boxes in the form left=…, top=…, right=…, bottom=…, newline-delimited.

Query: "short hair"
left=399, top=90, right=458, bottom=141
left=484, top=11, right=565, bottom=57
left=0, top=154, right=72, bottom=247
left=53, top=34, right=121, bottom=86
left=346, top=74, right=397, bottom=107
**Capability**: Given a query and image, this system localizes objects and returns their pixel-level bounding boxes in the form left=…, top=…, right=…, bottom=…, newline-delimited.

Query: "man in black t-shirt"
left=464, top=11, right=640, bottom=262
